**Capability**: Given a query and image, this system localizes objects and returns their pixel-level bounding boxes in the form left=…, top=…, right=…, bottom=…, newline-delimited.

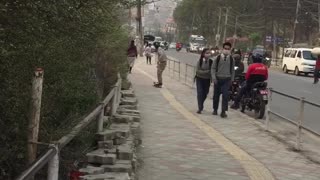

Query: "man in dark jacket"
left=231, top=53, right=268, bottom=109
left=233, top=51, right=244, bottom=76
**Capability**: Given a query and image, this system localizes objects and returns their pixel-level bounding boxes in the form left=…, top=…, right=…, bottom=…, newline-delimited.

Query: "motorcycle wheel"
left=254, top=96, right=266, bottom=119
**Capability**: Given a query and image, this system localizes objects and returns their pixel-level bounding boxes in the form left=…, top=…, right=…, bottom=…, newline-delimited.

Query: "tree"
left=249, top=32, right=262, bottom=48
left=173, top=0, right=265, bottom=45
left=0, top=0, right=129, bottom=178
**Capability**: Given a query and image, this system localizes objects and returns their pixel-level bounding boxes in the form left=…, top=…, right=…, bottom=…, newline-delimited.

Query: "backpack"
left=215, top=55, right=233, bottom=74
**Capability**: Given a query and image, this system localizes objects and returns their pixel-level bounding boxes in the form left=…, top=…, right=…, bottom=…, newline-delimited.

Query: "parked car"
left=282, top=48, right=317, bottom=76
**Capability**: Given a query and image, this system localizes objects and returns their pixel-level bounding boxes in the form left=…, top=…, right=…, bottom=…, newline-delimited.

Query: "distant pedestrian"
left=314, top=55, right=320, bottom=84
left=127, top=40, right=138, bottom=73
left=153, top=44, right=167, bottom=88
left=233, top=50, right=244, bottom=76
left=211, top=42, right=235, bottom=118
left=196, top=48, right=213, bottom=114
left=145, top=44, right=152, bottom=64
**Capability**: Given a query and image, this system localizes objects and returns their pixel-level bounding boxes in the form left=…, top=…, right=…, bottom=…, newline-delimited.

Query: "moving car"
left=169, top=42, right=176, bottom=49
left=187, top=35, right=206, bottom=53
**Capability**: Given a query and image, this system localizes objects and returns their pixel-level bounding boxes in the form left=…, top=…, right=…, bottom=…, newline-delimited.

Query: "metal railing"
left=16, top=75, right=122, bottom=180
left=167, top=56, right=320, bottom=151
left=266, top=88, right=320, bottom=151
left=167, top=58, right=196, bottom=88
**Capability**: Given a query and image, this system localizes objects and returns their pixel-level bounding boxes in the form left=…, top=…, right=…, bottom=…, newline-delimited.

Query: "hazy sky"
left=145, top=0, right=177, bottom=28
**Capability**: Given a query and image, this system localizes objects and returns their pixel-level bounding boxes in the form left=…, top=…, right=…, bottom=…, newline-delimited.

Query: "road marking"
left=136, top=66, right=275, bottom=180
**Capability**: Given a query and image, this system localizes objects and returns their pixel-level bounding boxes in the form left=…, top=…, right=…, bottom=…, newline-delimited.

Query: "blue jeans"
left=196, top=77, right=211, bottom=111
left=213, top=78, right=231, bottom=112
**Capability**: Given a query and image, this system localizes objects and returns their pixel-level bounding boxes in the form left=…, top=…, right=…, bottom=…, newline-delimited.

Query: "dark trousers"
left=314, top=69, right=319, bottom=83
left=146, top=56, right=151, bottom=64
left=235, top=75, right=266, bottom=105
left=196, top=77, right=211, bottom=111
left=213, top=78, right=231, bottom=112
left=235, top=81, right=248, bottom=104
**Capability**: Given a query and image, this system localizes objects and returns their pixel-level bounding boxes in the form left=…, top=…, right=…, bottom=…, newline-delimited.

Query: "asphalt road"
left=166, top=49, right=320, bottom=133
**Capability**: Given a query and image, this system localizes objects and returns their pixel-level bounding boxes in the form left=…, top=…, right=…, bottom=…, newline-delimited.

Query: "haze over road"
left=166, top=50, right=320, bottom=133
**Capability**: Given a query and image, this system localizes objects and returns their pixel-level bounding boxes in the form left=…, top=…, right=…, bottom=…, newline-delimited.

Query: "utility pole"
left=292, top=0, right=300, bottom=46
left=129, top=8, right=132, bottom=28
left=137, top=0, right=143, bottom=57
left=272, top=20, right=277, bottom=66
left=318, top=1, right=320, bottom=33
left=190, top=13, right=195, bottom=35
left=28, top=68, right=44, bottom=165
left=222, top=7, right=230, bottom=44
left=232, top=16, right=238, bottom=48
left=263, top=0, right=267, bottom=49
left=215, top=7, right=222, bottom=47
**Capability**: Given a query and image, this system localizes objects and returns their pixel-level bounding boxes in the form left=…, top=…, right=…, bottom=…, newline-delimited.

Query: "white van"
left=282, top=48, right=317, bottom=76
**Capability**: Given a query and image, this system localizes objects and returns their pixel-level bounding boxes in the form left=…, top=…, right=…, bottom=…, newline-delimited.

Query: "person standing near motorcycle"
left=211, top=42, right=235, bottom=118
left=231, top=53, right=268, bottom=109
left=233, top=50, right=244, bottom=76
left=314, top=55, right=320, bottom=84
left=195, top=48, right=213, bottom=114
left=153, top=44, right=167, bottom=88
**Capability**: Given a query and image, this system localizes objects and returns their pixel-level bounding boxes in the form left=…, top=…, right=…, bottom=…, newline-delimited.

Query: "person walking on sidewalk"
left=144, top=44, right=152, bottom=65
left=314, top=55, right=320, bottom=84
left=211, top=42, right=235, bottom=118
left=154, top=44, right=167, bottom=88
left=196, top=48, right=213, bottom=114
left=127, top=40, right=138, bottom=73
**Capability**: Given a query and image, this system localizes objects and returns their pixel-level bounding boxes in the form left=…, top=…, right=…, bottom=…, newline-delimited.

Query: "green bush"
left=0, top=0, right=129, bottom=178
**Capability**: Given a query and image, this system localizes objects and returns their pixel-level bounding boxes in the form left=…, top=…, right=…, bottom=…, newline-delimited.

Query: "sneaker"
left=220, top=112, right=227, bottom=118
left=212, top=111, right=218, bottom=115
left=153, top=83, right=162, bottom=88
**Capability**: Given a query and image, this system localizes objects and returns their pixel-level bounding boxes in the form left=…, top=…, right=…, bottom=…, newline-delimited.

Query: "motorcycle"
left=176, top=43, right=182, bottom=52
left=229, top=67, right=246, bottom=102
left=240, top=81, right=268, bottom=119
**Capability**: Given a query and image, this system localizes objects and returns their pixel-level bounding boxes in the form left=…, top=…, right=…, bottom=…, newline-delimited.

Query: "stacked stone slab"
left=80, top=88, right=141, bottom=180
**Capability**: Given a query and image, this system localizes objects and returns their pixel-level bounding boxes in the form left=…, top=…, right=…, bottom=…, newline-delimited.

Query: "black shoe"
left=153, top=83, right=162, bottom=88
left=220, top=112, right=227, bottom=118
left=212, top=111, right=218, bottom=115
left=231, top=103, right=239, bottom=110
left=197, top=110, right=202, bottom=114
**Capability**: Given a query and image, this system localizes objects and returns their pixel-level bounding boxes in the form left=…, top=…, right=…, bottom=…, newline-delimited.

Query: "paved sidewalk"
left=129, top=57, right=320, bottom=180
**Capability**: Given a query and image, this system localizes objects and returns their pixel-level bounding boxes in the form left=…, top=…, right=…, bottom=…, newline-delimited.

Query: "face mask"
left=222, top=49, right=231, bottom=55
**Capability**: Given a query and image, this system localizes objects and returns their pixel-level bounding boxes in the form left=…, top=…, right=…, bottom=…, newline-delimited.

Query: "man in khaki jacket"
left=154, top=44, right=167, bottom=88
